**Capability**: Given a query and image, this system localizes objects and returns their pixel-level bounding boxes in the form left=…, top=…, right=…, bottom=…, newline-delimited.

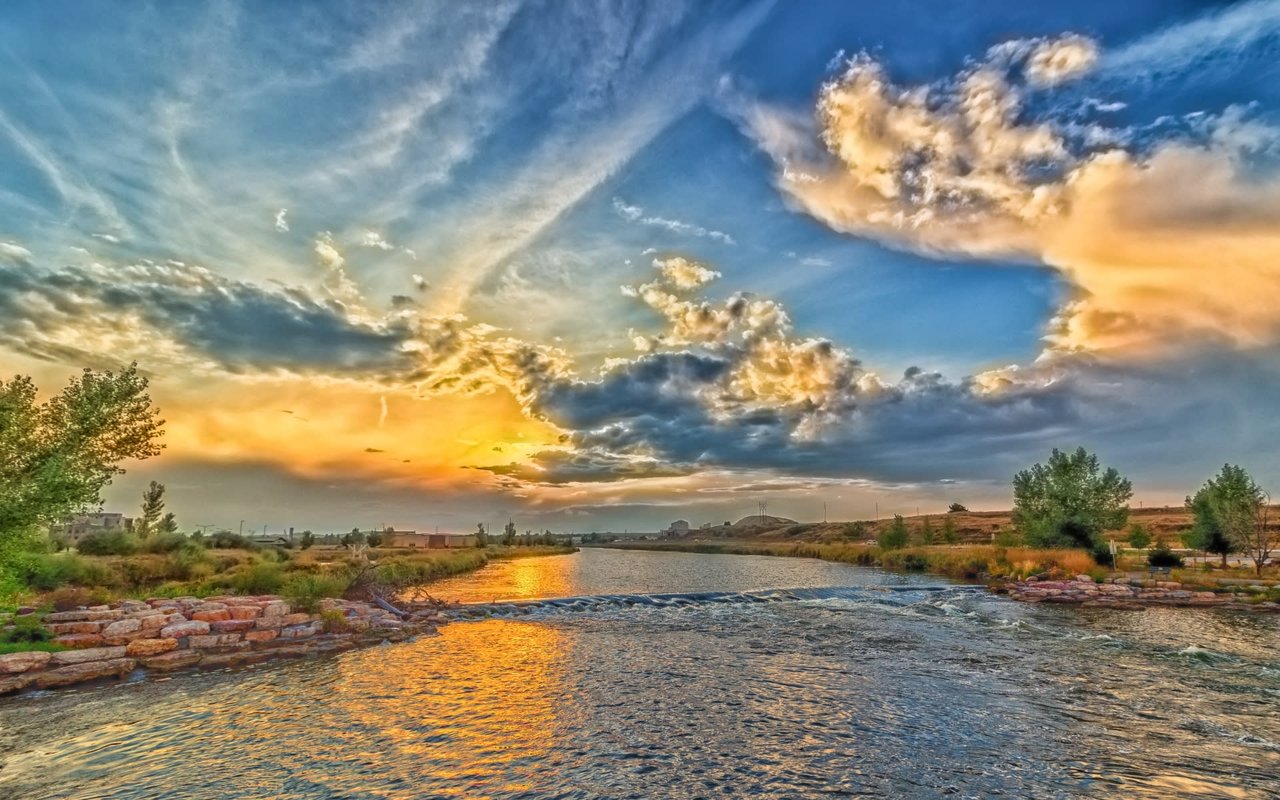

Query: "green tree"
left=475, top=522, right=488, bottom=548
left=941, top=516, right=958, bottom=544
left=157, top=511, right=178, bottom=535
left=137, top=480, right=166, bottom=538
left=879, top=515, right=909, bottom=550
left=1185, top=473, right=1242, bottom=567
left=947, top=503, right=968, bottom=513
left=0, top=364, right=164, bottom=543
left=299, top=530, right=315, bottom=550
left=502, top=520, right=517, bottom=546
left=920, top=516, right=935, bottom=545
left=366, top=529, right=383, bottom=547
left=1189, top=464, right=1272, bottom=575
left=1126, top=524, right=1151, bottom=550
left=1012, top=448, right=1132, bottom=559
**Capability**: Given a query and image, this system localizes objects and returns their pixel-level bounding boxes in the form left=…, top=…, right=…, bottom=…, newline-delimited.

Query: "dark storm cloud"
left=0, top=260, right=420, bottom=377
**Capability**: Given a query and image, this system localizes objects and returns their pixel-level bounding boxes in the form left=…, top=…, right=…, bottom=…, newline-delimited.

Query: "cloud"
left=274, top=208, right=289, bottom=232
left=0, top=241, right=32, bottom=266
left=358, top=230, right=394, bottom=250
left=612, top=198, right=737, bottom=245
left=742, top=29, right=1280, bottom=357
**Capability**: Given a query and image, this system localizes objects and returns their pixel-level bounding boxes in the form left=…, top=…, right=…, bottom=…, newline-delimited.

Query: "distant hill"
left=673, top=506, right=1232, bottom=544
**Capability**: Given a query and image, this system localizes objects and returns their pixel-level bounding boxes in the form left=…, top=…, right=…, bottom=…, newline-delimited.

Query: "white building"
left=662, top=520, right=691, bottom=538
left=51, top=512, right=132, bottom=543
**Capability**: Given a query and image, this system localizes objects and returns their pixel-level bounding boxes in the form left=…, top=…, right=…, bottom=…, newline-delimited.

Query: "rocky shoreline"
left=0, top=594, right=442, bottom=696
left=1001, top=574, right=1280, bottom=612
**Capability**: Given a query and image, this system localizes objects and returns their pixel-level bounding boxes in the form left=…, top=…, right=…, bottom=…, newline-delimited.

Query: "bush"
left=50, top=586, right=114, bottom=611
left=284, top=573, right=350, bottom=612
left=948, top=503, right=968, bottom=513
left=878, top=516, right=909, bottom=550
left=318, top=608, right=351, bottom=633
left=993, top=527, right=1023, bottom=547
left=231, top=561, right=285, bottom=594
left=1, top=614, right=52, bottom=644
left=77, top=530, right=138, bottom=555
left=1148, top=541, right=1184, bottom=568
left=1127, top=525, right=1151, bottom=550
left=141, top=532, right=190, bottom=554
left=165, top=547, right=214, bottom=581
left=842, top=521, right=870, bottom=540
left=19, top=553, right=88, bottom=590
left=208, top=531, right=253, bottom=550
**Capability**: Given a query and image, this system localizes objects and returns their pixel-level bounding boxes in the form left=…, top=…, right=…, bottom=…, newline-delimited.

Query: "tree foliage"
left=1188, top=464, right=1272, bottom=575
left=1012, top=447, right=1131, bottom=551
left=947, top=503, right=968, bottom=513
left=0, top=364, right=164, bottom=541
left=1127, top=524, right=1151, bottom=550
left=299, top=530, right=316, bottom=550
left=879, top=515, right=909, bottom=550
left=137, top=480, right=166, bottom=537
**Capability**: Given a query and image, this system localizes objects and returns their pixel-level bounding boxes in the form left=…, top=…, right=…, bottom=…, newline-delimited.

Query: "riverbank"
left=0, top=546, right=576, bottom=695
left=597, top=541, right=1280, bottom=610
left=0, top=593, right=440, bottom=695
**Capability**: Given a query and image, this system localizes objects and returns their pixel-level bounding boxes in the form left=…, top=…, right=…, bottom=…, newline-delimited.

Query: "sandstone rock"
left=228, top=606, right=262, bottom=620
left=35, top=658, right=135, bottom=689
left=210, top=619, right=256, bottom=633
left=279, top=622, right=321, bottom=640
left=125, top=638, right=179, bottom=657
left=46, top=621, right=105, bottom=635
left=139, top=650, right=203, bottom=671
left=49, top=646, right=128, bottom=666
left=43, top=610, right=92, bottom=623
left=191, top=609, right=231, bottom=622
left=253, top=617, right=284, bottom=630
left=141, top=613, right=185, bottom=631
left=159, top=620, right=210, bottom=639
left=278, top=612, right=312, bottom=627
left=1075, top=574, right=1094, bottom=583
left=0, top=651, right=52, bottom=674
left=101, top=618, right=143, bottom=643
left=0, top=673, right=36, bottom=695
left=188, top=633, right=243, bottom=649
left=244, top=629, right=278, bottom=643
left=259, top=601, right=290, bottom=617
left=53, top=633, right=105, bottom=649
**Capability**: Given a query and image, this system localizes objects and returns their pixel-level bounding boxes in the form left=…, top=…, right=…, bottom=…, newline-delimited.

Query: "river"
left=1, top=548, right=1277, bottom=799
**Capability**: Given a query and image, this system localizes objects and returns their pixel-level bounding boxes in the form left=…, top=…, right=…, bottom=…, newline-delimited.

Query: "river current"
left=1, top=548, right=1277, bottom=799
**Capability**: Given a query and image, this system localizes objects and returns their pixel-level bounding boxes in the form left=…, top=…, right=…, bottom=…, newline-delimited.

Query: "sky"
left=3, top=0, right=1280, bottom=534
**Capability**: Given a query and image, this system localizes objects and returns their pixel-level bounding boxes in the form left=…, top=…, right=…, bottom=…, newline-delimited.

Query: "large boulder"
left=35, top=658, right=135, bottom=689
left=159, top=620, right=210, bottom=639
left=125, top=638, right=179, bottom=657
left=187, top=633, right=243, bottom=649
left=139, top=650, right=203, bottom=671
left=0, top=651, right=52, bottom=674
left=101, top=618, right=144, bottom=644
left=52, top=633, right=105, bottom=649
left=210, top=619, right=257, bottom=633
left=244, top=629, right=278, bottom=643
left=49, top=646, right=128, bottom=666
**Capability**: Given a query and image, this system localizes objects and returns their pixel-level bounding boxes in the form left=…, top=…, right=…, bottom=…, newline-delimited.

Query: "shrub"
left=993, top=527, right=1023, bottom=547
left=1, top=614, right=52, bottom=644
left=231, top=561, right=285, bottom=594
left=842, top=521, right=870, bottom=540
left=50, top=585, right=115, bottom=611
left=318, top=608, right=351, bottom=633
left=284, top=573, right=351, bottom=612
left=77, top=530, right=138, bottom=555
left=1148, top=541, right=1184, bottom=568
left=165, top=547, right=214, bottom=581
left=1127, top=525, right=1151, bottom=550
left=878, top=516, right=909, bottom=550
left=19, top=553, right=88, bottom=590
left=208, top=531, right=254, bottom=549
left=948, top=503, right=968, bottom=513
left=141, top=532, right=190, bottom=554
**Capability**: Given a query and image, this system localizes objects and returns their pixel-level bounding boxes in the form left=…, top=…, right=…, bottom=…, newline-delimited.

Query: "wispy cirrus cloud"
left=612, top=198, right=736, bottom=245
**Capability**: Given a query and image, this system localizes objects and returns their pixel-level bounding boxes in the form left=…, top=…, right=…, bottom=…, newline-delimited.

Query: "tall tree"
left=1013, top=447, right=1132, bottom=559
left=1185, top=482, right=1238, bottom=567
left=0, top=364, right=164, bottom=541
left=157, top=511, right=179, bottom=535
left=137, top=480, right=166, bottom=538
left=502, top=520, right=517, bottom=546
left=1191, top=465, right=1273, bottom=576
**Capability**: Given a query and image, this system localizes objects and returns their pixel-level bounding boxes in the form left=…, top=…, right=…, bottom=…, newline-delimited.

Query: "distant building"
left=662, top=520, right=691, bottom=538
left=386, top=531, right=477, bottom=548
left=51, top=512, right=131, bottom=544
left=250, top=535, right=292, bottom=548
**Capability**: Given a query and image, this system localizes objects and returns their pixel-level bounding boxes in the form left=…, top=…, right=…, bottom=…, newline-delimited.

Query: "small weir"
left=446, top=584, right=982, bottom=620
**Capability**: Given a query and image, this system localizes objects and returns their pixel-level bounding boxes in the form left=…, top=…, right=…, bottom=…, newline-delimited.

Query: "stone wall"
left=0, top=595, right=439, bottom=695
left=1003, top=574, right=1280, bottom=611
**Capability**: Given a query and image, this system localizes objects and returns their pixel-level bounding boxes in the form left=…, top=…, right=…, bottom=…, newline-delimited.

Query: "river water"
left=1, top=548, right=1277, bottom=799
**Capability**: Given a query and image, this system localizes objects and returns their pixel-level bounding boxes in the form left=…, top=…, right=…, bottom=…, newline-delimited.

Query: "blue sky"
left=3, top=1, right=1280, bottom=532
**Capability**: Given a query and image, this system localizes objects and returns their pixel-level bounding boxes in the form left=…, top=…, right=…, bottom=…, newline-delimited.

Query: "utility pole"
left=823, top=502, right=827, bottom=524
left=239, top=520, right=244, bottom=535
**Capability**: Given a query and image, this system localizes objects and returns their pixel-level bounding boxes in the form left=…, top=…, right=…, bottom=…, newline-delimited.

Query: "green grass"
left=0, top=640, right=65, bottom=654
